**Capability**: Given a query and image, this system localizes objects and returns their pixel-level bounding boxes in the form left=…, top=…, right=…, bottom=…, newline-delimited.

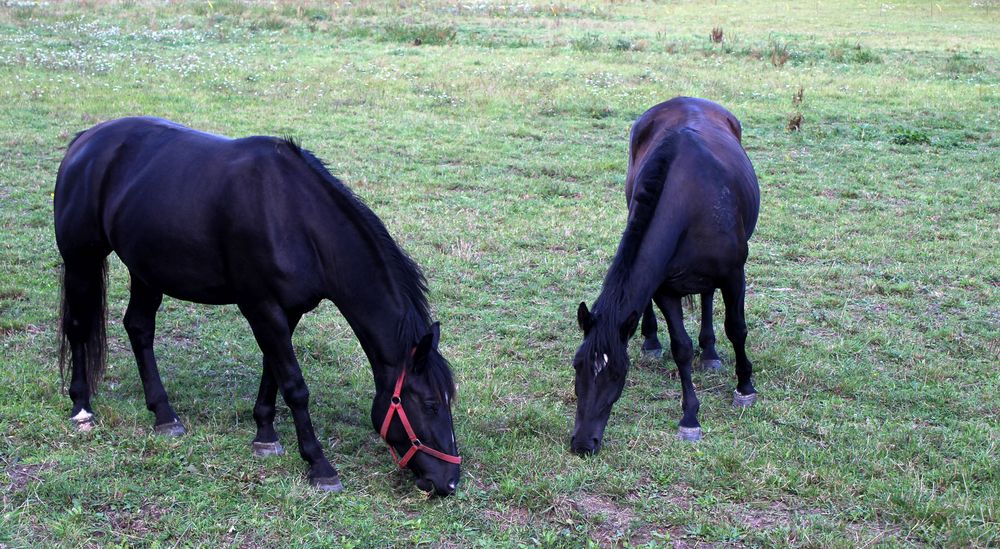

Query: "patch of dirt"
left=102, top=501, right=171, bottom=538
left=572, top=492, right=636, bottom=547
left=4, top=461, right=55, bottom=494
left=729, top=500, right=802, bottom=531
left=484, top=505, right=531, bottom=531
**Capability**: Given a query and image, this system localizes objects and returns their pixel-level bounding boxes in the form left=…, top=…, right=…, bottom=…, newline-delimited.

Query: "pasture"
left=1, top=0, right=997, bottom=546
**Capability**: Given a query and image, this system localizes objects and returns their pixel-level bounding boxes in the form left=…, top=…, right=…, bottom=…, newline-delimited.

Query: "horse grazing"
left=54, top=117, right=461, bottom=495
left=572, top=97, right=760, bottom=453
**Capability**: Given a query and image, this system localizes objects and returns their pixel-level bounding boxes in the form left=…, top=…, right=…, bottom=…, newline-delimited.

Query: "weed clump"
left=891, top=127, right=931, bottom=145
left=787, top=113, right=803, bottom=132
left=571, top=33, right=603, bottom=51
left=769, top=39, right=790, bottom=67
left=830, top=41, right=882, bottom=64
left=944, top=53, right=984, bottom=74
left=380, top=23, right=456, bottom=46
left=710, top=27, right=724, bottom=43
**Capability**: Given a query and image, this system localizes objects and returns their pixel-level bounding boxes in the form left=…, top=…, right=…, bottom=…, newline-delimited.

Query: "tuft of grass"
left=944, top=52, right=984, bottom=74
left=769, top=38, right=790, bottom=67
left=787, top=112, right=803, bottom=131
left=710, top=27, right=724, bottom=43
left=891, top=127, right=931, bottom=145
left=570, top=33, right=603, bottom=51
left=792, top=86, right=804, bottom=105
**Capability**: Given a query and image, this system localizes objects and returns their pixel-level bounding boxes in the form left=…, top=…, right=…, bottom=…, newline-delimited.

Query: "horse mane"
left=286, top=140, right=431, bottom=331
left=285, top=140, right=456, bottom=400
left=587, top=128, right=684, bottom=375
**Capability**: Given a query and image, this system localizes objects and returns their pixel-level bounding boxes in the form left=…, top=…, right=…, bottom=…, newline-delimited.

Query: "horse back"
left=626, top=98, right=744, bottom=196
left=625, top=98, right=758, bottom=238
left=54, top=117, right=328, bottom=307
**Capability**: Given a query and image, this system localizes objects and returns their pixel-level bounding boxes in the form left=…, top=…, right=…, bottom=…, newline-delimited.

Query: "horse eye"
left=423, top=400, right=439, bottom=413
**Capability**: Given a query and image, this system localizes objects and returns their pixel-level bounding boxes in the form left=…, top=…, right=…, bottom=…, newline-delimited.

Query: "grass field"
left=1, top=0, right=998, bottom=546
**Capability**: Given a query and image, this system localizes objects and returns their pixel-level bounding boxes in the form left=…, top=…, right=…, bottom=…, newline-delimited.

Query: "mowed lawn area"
left=1, top=1, right=997, bottom=546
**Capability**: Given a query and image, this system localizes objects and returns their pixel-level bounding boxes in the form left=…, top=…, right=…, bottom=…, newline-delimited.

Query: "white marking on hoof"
left=71, top=410, right=95, bottom=432
left=71, top=410, right=94, bottom=423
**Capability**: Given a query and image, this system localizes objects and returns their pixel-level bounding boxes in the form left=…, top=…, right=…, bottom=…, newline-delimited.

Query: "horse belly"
left=661, top=240, right=744, bottom=295
left=117, top=243, right=237, bottom=305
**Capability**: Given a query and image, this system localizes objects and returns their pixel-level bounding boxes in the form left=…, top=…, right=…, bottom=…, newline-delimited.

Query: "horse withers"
left=54, top=117, right=461, bottom=495
left=571, top=97, right=761, bottom=454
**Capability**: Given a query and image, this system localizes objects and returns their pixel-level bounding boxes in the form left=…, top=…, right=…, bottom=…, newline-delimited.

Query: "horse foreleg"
left=654, top=293, right=701, bottom=441
left=698, top=290, right=723, bottom=371
left=240, top=302, right=341, bottom=492
left=721, top=267, right=756, bottom=407
left=123, top=276, right=184, bottom=435
left=640, top=301, right=663, bottom=359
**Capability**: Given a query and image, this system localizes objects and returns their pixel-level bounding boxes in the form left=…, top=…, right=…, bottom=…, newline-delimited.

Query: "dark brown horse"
left=572, top=97, right=760, bottom=453
left=54, top=117, right=461, bottom=495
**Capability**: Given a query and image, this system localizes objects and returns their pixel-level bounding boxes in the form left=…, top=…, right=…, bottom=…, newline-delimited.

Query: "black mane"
left=290, top=142, right=431, bottom=330
left=587, top=129, right=683, bottom=374
left=289, top=141, right=455, bottom=399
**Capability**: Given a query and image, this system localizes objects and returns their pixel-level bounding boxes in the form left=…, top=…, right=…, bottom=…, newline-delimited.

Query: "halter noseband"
left=378, top=365, right=462, bottom=468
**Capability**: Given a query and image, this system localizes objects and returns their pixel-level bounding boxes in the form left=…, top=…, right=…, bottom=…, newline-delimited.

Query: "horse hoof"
left=732, top=391, right=757, bottom=408
left=71, top=410, right=95, bottom=432
left=700, top=359, right=723, bottom=371
left=310, top=476, right=344, bottom=492
left=252, top=441, right=285, bottom=458
left=641, top=347, right=663, bottom=360
left=677, top=426, right=702, bottom=441
left=154, top=420, right=186, bottom=437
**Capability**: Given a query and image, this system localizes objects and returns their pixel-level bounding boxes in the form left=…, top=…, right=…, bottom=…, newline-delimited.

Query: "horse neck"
left=299, top=165, right=430, bottom=385
left=330, top=268, right=427, bottom=379
left=317, top=237, right=427, bottom=385
left=600, top=226, right=671, bottom=312
left=593, top=272, right=653, bottom=332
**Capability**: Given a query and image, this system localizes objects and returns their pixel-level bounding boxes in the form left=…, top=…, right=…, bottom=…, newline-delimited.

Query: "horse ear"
left=619, top=310, right=639, bottom=342
left=577, top=302, right=594, bottom=333
left=412, top=322, right=440, bottom=372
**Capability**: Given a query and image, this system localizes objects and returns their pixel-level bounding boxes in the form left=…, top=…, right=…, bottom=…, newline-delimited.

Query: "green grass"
left=1, top=0, right=998, bottom=546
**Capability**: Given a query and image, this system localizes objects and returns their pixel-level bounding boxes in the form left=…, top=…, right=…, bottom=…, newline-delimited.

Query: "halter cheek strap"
left=378, top=366, right=462, bottom=468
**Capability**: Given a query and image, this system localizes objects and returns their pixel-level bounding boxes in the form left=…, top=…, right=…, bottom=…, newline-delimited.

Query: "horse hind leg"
left=639, top=301, right=663, bottom=359
left=721, top=267, right=757, bottom=407
left=239, top=303, right=341, bottom=492
left=59, top=257, right=109, bottom=431
left=698, top=290, right=723, bottom=371
left=123, top=275, right=184, bottom=435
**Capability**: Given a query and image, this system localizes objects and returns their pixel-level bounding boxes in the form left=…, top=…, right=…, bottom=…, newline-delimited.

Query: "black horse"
left=54, top=117, right=461, bottom=495
left=572, top=97, right=760, bottom=454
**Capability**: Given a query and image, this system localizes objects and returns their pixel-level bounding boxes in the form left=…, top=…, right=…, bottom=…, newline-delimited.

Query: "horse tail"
left=58, top=257, right=109, bottom=395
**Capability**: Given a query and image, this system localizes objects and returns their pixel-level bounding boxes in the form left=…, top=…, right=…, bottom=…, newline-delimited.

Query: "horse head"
left=571, top=302, right=639, bottom=455
left=372, top=322, right=461, bottom=496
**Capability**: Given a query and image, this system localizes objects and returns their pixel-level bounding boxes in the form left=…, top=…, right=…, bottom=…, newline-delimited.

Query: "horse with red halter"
left=54, top=117, right=461, bottom=495
left=572, top=97, right=760, bottom=453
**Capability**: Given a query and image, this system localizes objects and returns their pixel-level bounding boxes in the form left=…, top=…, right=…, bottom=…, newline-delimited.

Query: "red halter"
left=378, top=366, right=462, bottom=468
